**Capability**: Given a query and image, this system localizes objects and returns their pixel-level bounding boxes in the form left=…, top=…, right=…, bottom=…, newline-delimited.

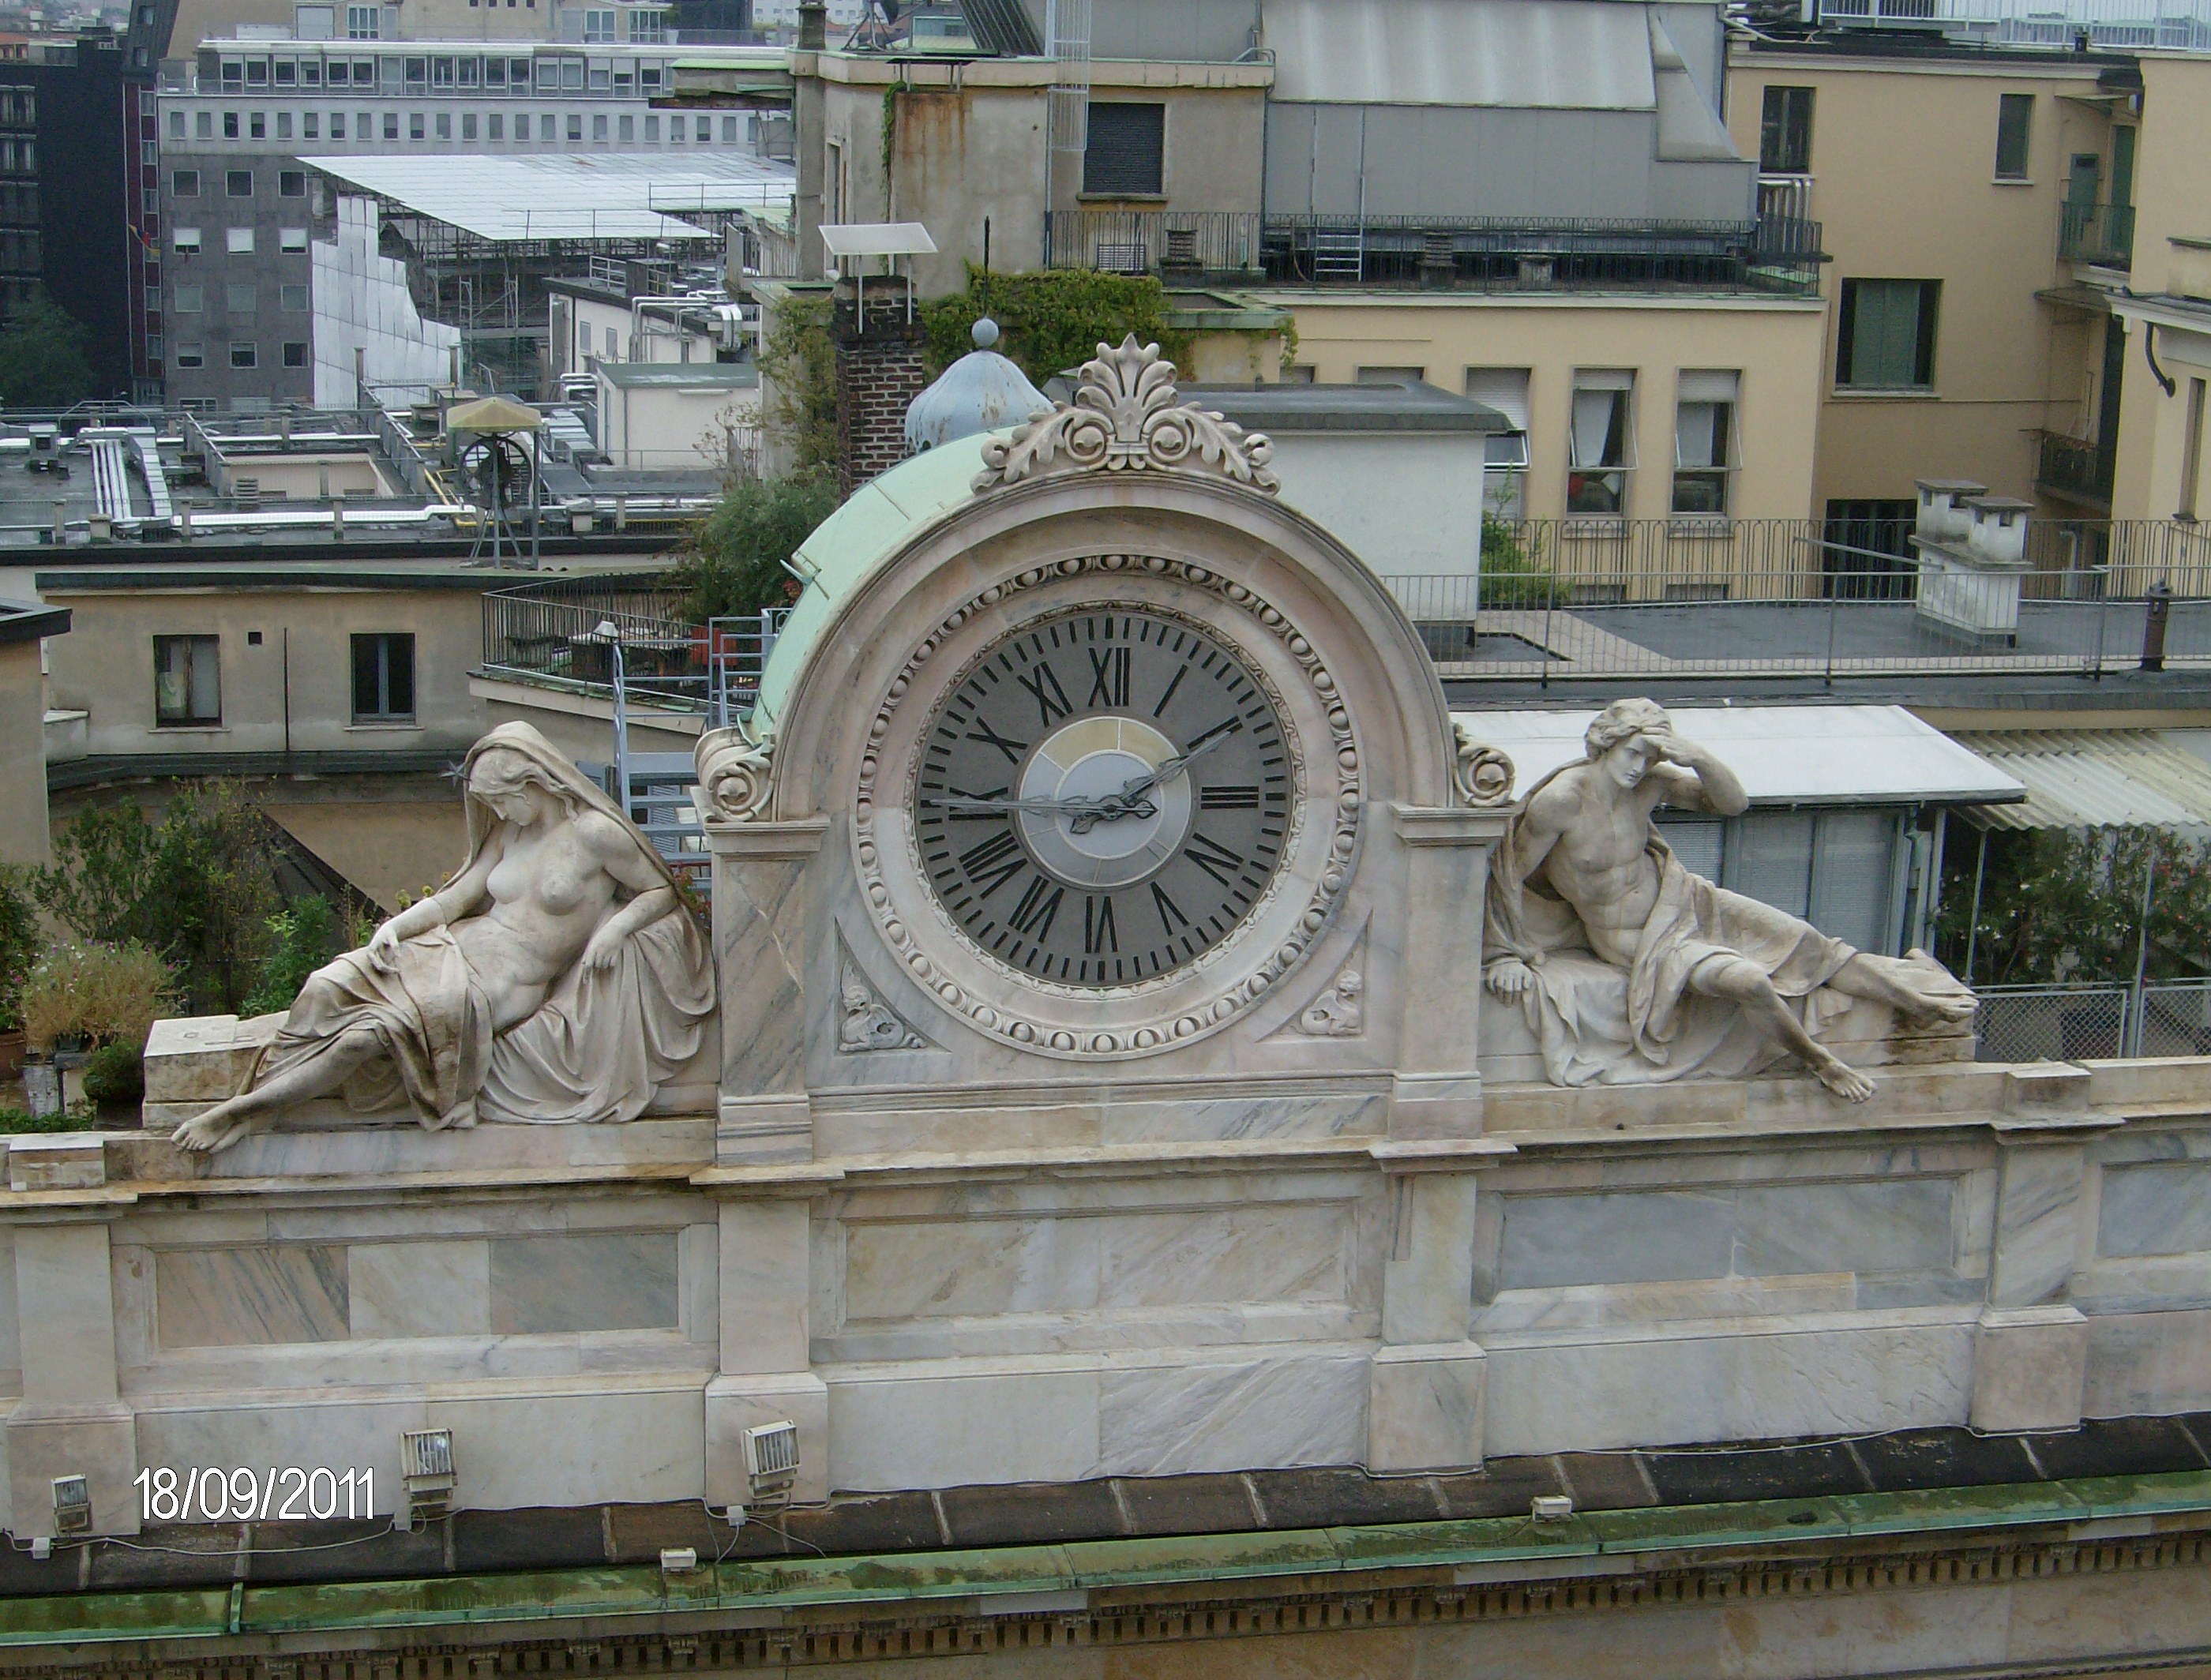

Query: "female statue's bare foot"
left=173, top=1107, right=252, bottom=1152
left=1811, top=1053, right=1876, bottom=1103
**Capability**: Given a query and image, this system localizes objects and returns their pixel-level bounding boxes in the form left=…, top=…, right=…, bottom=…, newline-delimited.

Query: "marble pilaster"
left=7, top=1217, right=137, bottom=1537
left=708, top=819, right=828, bottom=1164
left=1387, top=807, right=1507, bottom=1139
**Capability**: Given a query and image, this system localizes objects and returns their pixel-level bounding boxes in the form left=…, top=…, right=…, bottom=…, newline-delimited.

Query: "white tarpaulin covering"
left=1459, top=705, right=2025, bottom=808
left=301, top=152, right=794, bottom=243
left=1263, top=0, right=1657, bottom=108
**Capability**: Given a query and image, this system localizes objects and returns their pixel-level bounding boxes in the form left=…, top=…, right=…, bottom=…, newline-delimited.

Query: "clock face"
left=911, top=607, right=1293, bottom=987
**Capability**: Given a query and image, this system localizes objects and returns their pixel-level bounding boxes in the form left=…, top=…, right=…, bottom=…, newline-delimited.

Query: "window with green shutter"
left=1836, top=279, right=1939, bottom=390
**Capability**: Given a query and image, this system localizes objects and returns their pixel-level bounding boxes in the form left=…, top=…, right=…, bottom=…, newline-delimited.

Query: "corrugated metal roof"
left=1462, top=704, right=2024, bottom=807
left=1949, top=729, right=2211, bottom=832
left=1263, top=0, right=1657, bottom=109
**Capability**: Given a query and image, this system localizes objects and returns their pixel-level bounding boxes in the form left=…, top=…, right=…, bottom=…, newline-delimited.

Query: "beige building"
left=0, top=598, right=66, bottom=867
left=1270, top=292, right=1827, bottom=525
left=1728, top=36, right=2211, bottom=546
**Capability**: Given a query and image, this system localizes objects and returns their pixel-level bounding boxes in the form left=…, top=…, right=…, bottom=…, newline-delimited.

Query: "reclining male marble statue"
left=171, top=721, right=715, bottom=1152
left=1483, top=698, right=1976, bottom=1100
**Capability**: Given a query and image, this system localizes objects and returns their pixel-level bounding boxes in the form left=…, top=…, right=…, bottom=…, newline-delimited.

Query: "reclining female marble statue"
left=1483, top=698, right=1975, bottom=1101
left=171, top=721, right=715, bottom=1152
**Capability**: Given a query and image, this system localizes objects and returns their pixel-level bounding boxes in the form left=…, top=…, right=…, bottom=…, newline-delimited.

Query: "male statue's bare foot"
left=1811, top=1053, right=1876, bottom=1103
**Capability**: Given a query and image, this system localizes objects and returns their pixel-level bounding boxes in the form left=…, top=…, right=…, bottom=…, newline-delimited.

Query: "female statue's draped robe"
left=246, top=723, right=715, bottom=1130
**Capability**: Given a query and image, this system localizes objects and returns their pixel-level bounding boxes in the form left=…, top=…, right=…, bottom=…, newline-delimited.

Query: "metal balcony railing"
left=2059, top=201, right=2136, bottom=268
left=1819, top=0, right=2211, bottom=47
left=2035, top=429, right=2116, bottom=505
left=1044, top=212, right=1825, bottom=295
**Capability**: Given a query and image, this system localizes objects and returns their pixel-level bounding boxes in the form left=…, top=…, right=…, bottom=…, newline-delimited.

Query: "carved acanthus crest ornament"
left=974, top=336, right=1278, bottom=496
left=695, top=726, right=775, bottom=823
left=1453, top=723, right=1515, bottom=808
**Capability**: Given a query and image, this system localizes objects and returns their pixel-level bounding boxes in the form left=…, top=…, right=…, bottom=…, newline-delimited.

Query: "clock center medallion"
left=1016, top=716, right=1192, bottom=889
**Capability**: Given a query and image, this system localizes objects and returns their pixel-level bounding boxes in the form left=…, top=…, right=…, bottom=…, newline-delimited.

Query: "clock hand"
left=920, top=793, right=1161, bottom=823
left=1116, top=729, right=1236, bottom=802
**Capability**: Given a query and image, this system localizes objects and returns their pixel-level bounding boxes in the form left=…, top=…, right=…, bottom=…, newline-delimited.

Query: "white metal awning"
left=820, top=222, right=938, bottom=259
left=1458, top=704, right=2025, bottom=808
left=1946, top=729, right=2211, bottom=832
left=302, top=152, right=794, bottom=242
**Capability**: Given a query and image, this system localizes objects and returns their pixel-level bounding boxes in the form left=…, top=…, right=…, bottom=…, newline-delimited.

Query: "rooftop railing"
left=1387, top=516, right=2211, bottom=684
left=481, top=576, right=785, bottom=721
left=1043, top=212, right=1825, bottom=296
left=1818, top=0, right=2211, bottom=47
left=2059, top=201, right=2135, bottom=268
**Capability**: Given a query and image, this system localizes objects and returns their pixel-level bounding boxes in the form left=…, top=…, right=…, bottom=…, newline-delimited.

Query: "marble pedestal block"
left=706, top=1372, right=830, bottom=1508
left=1972, top=1306, right=2089, bottom=1433
left=1368, top=1341, right=1486, bottom=1472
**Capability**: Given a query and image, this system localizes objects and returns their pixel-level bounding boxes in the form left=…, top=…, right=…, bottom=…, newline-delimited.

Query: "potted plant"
left=21, top=942, right=170, bottom=1121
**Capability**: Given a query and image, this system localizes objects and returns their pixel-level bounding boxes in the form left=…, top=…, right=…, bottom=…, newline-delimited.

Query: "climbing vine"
left=918, top=267, right=1192, bottom=385
left=756, top=288, right=838, bottom=476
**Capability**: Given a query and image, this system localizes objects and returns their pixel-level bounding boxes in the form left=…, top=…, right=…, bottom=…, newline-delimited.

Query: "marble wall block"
left=1988, top=1142, right=2088, bottom=1309
left=828, top=1363, right=1102, bottom=1491
left=17, top=1224, right=121, bottom=1404
left=1097, top=1348, right=1370, bottom=1476
left=6, top=1408, right=137, bottom=1539
left=427, top=1385, right=706, bottom=1509
left=347, top=1241, right=490, bottom=1340
left=1972, top=1305, right=2088, bottom=1432
left=838, top=1205, right=1354, bottom=1326
left=488, top=1234, right=680, bottom=1335
left=1368, top=1341, right=1485, bottom=1472
left=720, top=1202, right=810, bottom=1375
left=155, top=1246, right=350, bottom=1351
left=1381, top=1175, right=1480, bottom=1347
left=1492, top=1178, right=1959, bottom=1299
left=2083, top=1307, right=2211, bottom=1417
left=2098, top=1160, right=2211, bottom=1258
left=1481, top=1314, right=1976, bottom=1453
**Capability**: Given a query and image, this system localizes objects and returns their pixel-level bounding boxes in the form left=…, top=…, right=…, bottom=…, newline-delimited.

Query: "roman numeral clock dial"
left=912, top=609, right=1291, bottom=986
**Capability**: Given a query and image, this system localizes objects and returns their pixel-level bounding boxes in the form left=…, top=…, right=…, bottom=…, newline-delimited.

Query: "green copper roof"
left=754, top=433, right=991, bottom=739
left=8, top=1472, right=2209, bottom=1646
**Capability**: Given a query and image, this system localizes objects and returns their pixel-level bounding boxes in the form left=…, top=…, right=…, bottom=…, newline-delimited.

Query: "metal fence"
left=1042, top=212, right=1824, bottom=295
left=1383, top=517, right=2211, bottom=683
left=482, top=580, right=786, bottom=720
left=1973, top=980, right=2211, bottom=1062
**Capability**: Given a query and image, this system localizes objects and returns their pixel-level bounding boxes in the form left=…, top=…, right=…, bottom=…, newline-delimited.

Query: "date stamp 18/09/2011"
left=136, top=1467, right=377, bottom=1523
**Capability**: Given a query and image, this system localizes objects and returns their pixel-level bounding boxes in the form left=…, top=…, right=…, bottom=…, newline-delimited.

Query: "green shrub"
left=38, top=785, right=280, bottom=1013
left=0, top=864, right=39, bottom=1034
left=666, top=473, right=842, bottom=624
left=757, top=291, right=837, bottom=477
left=81, top=1041, right=144, bottom=1103
left=0, top=1103, right=88, bottom=1134
left=242, top=895, right=343, bottom=1018
left=21, top=941, right=171, bottom=1055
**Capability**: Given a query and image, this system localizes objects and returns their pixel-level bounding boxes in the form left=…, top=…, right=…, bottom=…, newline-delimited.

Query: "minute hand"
left=1117, top=729, right=1235, bottom=801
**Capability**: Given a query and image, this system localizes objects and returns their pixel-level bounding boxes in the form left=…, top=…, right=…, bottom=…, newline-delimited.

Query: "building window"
left=642, top=113, right=656, bottom=141
left=435, top=112, right=450, bottom=139
left=283, top=340, right=308, bottom=367
left=175, top=341, right=204, bottom=367
left=227, top=226, right=254, bottom=253
left=171, top=167, right=200, bottom=196
left=432, top=54, right=453, bottom=87
left=1567, top=369, right=1635, bottom=515
left=629, top=8, right=663, bottom=40
left=584, top=8, right=616, bottom=39
left=463, top=111, right=478, bottom=140
left=460, top=57, right=479, bottom=87
left=280, top=227, right=306, bottom=253
left=567, top=114, right=583, bottom=141
left=227, top=169, right=253, bottom=196
left=1082, top=102, right=1164, bottom=196
left=617, top=113, right=631, bottom=140
left=173, top=226, right=201, bottom=251
left=1356, top=366, right=1425, bottom=386
left=196, top=109, right=212, bottom=137
left=168, top=109, right=184, bottom=138
left=1672, top=370, right=1740, bottom=516
left=230, top=342, right=257, bottom=367
left=1465, top=367, right=1531, bottom=521
left=591, top=113, right=607, bottom=141
left=281, top=282, right=307, bottom=309
left=1759, top=84, right=1813, bottom=174
left=280, top=168, right=306, bottom=197
left=154, top=636, right=221, bottom=726
left=408, top=112, right=424, bottom=140
left=249, top=111, right=265, bottom=139
left=173, top=281, right=203, bottom=312
left=695, top=114, right=710, bottom=142
left=328, top=112, right=344, bottom=137
left=604, top=324, right=618, bottom=358
left=222, top=110, right=238, bottom=138
left=1995, top=92, right=2033, bottom=181
left=721, top=114, right=737, bottom=144
left=276, top=110, right=293, bottom=139
left=303, top=111, right=319, bottom=138
left=225, top=281, right=255, bottom=311
left=488, top=113, right=502, bottom=139
left=345, top=2, right=377, bottom=35
left=351, top=632, right=415, bottom=721
left=1836, top=279, right=1940, bottom=390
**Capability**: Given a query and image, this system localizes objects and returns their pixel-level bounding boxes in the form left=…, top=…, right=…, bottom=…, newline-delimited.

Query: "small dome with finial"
left=904, top=317, right=1051, bottom=456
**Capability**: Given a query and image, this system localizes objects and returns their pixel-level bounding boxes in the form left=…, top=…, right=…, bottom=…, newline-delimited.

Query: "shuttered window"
left=1836, top=279, right=1939, bottom=390
left=1083, top=102, right=1164, bottom=196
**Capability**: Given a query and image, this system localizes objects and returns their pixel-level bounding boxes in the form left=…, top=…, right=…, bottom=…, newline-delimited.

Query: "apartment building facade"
left=790, top=0, right=1830, bottom=527
left=155, top=36, right=786, bottom=406
left=1727, top=30, right=2211, bottom=542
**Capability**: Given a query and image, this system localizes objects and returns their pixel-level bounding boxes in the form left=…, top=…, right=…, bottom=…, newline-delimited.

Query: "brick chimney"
left=834, top=275, right=929, bottom=497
